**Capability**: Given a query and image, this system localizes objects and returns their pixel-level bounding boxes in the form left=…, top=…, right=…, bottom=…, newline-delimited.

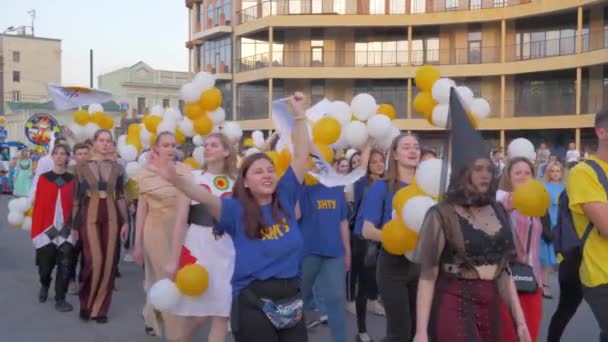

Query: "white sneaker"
left=123, top=253, right=134, bottom=262
left=346, top=301, right=356, bottom=315
left=367, top=300, right=385, bottom=316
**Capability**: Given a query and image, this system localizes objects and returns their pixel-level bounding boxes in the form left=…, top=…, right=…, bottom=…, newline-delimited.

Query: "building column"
left=501, top=19, right=506, bottom=63
left=576, top=6, right=583, bottom=54
left=500, top=75, right=505, bottom=118
left=268, top=78, right=273, bottom=119
left=407, top=78, right=412, bottom=119
left=269, top=26, right=274, bottom=66
left=576, top=128, right=581, bottom=151
left=407, top=26, right=413, bottom=66
left=576, top=67, right=582, bottom=115
left=500, top=130, right=505, bottom=150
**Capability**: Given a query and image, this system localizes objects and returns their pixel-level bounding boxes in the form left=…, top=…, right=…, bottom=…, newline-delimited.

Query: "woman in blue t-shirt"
left=149, top=93, right=310, bottom=342
left=358, top=133, right=421, bottom=342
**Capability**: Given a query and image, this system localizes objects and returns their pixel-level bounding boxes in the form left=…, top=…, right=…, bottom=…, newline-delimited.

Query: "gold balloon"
left=98, top=115, right=114, bottom=130
left=175, top=264, right=209, bottom=297
left=466, top=111, right=480, bottom=129
left=73, top=110, right=90, bottom=126
left=175, top=128, right=186, bottom=144
left=193, top=115, right=213, bottom=136
left=392, top=182, right=426, bottom=215
left=198, top=87, right=222, bottom=111
left=243, top=138, right=254, bottom=148
left=143, top=115, right=162, bottom=133
left=314, top=143, right=334, bottom=164
left=415, top=65, right=441, bottom=92
left=413, top=92, right=437, bottom=118
left=90, top=112, right=106, bottom=125
left=512, top=179, right=551, bottom=217
left=381, top=218, right=419, bottom=255
left=127, top=123, right=141, bottom=137
left=184, top=102, right=205, bottom=120
left=183, top=157, right=200, bottom=169
left=312, top=117, right=341, bottom=145
left=377, top=104, right=396, bottom=120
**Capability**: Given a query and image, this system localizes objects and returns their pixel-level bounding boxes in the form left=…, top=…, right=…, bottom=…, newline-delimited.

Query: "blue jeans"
left=313, top=281, right=326, bottom=316
left=302, top=254, right=347, bottom=342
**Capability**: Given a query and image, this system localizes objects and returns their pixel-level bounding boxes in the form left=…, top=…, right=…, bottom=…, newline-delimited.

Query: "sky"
left=0, top=0, right=189, bottom=87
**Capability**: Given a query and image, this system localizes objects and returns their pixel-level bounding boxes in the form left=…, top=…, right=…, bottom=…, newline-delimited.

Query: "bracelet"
left=294, top=115, right=307, bottom=122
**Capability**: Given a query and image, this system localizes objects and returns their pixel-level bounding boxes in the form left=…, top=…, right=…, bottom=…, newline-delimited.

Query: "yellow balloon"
left=0, top=117, right=7, bottom=125
left=143, top=115, right=162, bottom=133
left=314, top=143, right=334, bottom=164
left=381, top=218, right=419, bottom=255
left=149, top=134, right=157, bottom=147
left=175, top=128, right=186, bottom=144
left=90, top=112, right=106, bottom=125
left=199, top=87, right=222, bottom=111
left=467, top=111, right=480, bottom=129
left=98, top=115, right=115, bottom=130
left=184, top=157, right=200, bottom=169
left=312, top=117, right=341, bottom=145
left=512, top=179, right=551, bottom=217
left=73, top=110, right=90, bottom=126
left=184, top=102, right=205, bottom=120
left=25, top=207, right=33, bottom=217
left=377, top=104, right=396, bottom=120
left=193, top=115, right=213, bottom=136
left=127, top=123, right=141, bottom=137
left=413, top=92, right=437, bottom=118
left=279, top=148, right=292, bottom=169
left=392, top=182, right=426, bottom=215
left=175, top=264, right=209, bottom=297
left=243, top=138, right=254, bottom=148
left=415, top=65, right=441, bottom=92
left=266, top=151, right=288, bottom=178
left=304, top=173, right=319, bottom=185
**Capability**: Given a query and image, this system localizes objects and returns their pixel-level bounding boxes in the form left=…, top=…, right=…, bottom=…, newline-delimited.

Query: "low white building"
left=98, top=61, right=192, bottom=115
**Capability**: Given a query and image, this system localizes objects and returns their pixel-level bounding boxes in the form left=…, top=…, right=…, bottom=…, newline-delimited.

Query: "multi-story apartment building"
left=186, top=0, right=607, bottom=152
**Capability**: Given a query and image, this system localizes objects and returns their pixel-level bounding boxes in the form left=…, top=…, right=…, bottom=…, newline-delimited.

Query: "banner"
left=308, top=143, right=365, bottom=187
left=47, top=84, right=113, bottom=111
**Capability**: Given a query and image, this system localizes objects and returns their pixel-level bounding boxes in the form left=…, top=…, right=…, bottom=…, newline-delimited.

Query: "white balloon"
left=88, top=103, right=104, bottom=114
left=137, top=151, right=149, bottom=167
left=192, top=146, right=205, bottom=166
left=164, top=108, right=182, bottom=123
left=148, top=279, right=181, bottom=312
left=331, top=132, right=349, bottom=150
left=345, top=148, right=358, bottom=161
left=351, top=94, right=378, bottom=121
left=401, top=196, right=437, bottom=233
left=416, top=158, right=450, bottom=198
left=245, top=147, right=261, bottom=157
left=431, top=104, right=449, bottom=128
left=252, top=130, right=265, bottom=148
left=455, top=86, right=475, bottom=110
left=193, top=72, right=216, bottom=91
left=344, top=121, right=368, bottom=148
left=328, top=101, right=352, bottom=127
left=117, top=135, right=128, bottom=150
left=179, top=82, right=201, bottom=104
left=8, top=199, right=21, bottom=213
left=21, top=217, right=32, bottom=232
left=431, top=78, right=456, bottom=104
left=212, top=125, right=221, bottom=134
left=192, top=135, right=205, bottom=146
left=208, top=107, right=226, bottom=125
left=68, top=123, right=85, bottom=142
left=84, top=123, right=101, bottom=139
left=140, top=126, right=152, bottom=149
left=119, top=145, right=138, bottom=162
left=223, top=122, right=243, bottom=141
left=8, top=211, right=24, bottom=227
left=508, top=138, right=535, bottom=160
left=178, top=118, right=195, bottom=137
left=366, top=114, right=392, bottom=140
left=25, top=197, right=33, bottom=210
left=150, top=105, right=164, bottom=117
left=14, top=197, right=29, bottom=213
left=469, top=98, right=491, bottom=120
left=125, top=161, right=142, bottom=178
left=388, top=126, right=401, bottom=140
left=157, top=120, right=177, bottom=134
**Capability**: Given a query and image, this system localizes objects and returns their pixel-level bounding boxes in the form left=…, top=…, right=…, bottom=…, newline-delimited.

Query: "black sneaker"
left=55, top=300, right=74, bottom=312
left=306, top=319, right=322, bottom=329
left=93, top=316, right=108, bottom=324
left=38, top=286, right=49, bottom=303
left=79, top=309, right=90, bottom=321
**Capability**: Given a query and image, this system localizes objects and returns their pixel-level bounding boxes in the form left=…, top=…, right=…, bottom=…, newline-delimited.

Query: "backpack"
left=553, top=160, right=608, bottom=256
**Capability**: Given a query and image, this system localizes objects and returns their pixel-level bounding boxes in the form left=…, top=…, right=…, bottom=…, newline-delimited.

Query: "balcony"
left=506, top=29, right=607, bottom=62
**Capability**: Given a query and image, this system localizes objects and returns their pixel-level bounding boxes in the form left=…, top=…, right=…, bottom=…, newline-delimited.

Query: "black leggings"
left=547, top=251, right=584, bottom=342
left=349, top=236, right=379, bottom=334
left=231, top=278, right=308, bottom=342
left=36, top=243, right=75, bottom=301
left=376, top=249, right=419, bottom=342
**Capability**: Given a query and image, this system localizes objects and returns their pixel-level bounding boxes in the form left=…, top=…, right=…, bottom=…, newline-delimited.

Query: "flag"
left=308, top=143, right=365, bottom=187
left=47, top=84, right=113, bottom=111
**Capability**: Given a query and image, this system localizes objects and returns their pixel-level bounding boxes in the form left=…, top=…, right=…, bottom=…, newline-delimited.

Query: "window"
left=546, top=30, right=560, bottom=57
left=468, top=31, right=482, bottom=64
left=311, top=80, right=325, bottom=105
left=224, top=0, right=231, bottom=25
left=370, top=0, right=385, bottom=14
left=289, top=0, right=302, bottom=14
left=12, top=91, right=21, bottom=102
left=137, top=97, right=146, bottom=114
left=196, top=45, right=202, bottom=70
left=311, top=40, right=324, bottom=66
left=12, top=51, right=20, bottom=63
left=412, top=38, right=439, bottom=65
left=215, top=0, right=222, bottom=26
left=162, top=99, right=170, bottom=108
left=445, top=0, right=458, bottom=11
left=469, top=0, right=481, bottom=9
left=333, top=0, right=346, bottom=14
left=355, top=80, right=406, bottom=119
left=196, top=3, right=202, bottom=23
left=240, top=37, right=269, bottom=71
left=493, top=0, right=507, bottom=7
left=237, top=81, right=269, bottom=120
left=178, top=100, right=185, bottom=114
left=241, top=0, right=258, bottom=22
left=312, top=0, right=323, bottom=13
left=515, top=71, right=577, bottom=116
left=204, top=37, right=232, bottom=73
left=411, top=0, right=425, bottom=13
left=515, top=28, right=580, bottom=61
left=207, top=3, right=214, bottom=27
left=355, top=37, right=407, bottom=66
left=217, top=81, right=234, bottom=120
left=389, top=0, right=405, bottom=14
left=12, top=71, right=20, bottom=82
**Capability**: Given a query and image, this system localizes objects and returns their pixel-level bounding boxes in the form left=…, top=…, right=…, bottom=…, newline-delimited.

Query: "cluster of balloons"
left=7, top=197, right=33, bottom=231
left=69, top=104, right=115, bottom=142
left=412, top=65, right=491, bottom=129
left=148, top=264, right=209, bottom=312
left=381, top=158, right=450, bottom=258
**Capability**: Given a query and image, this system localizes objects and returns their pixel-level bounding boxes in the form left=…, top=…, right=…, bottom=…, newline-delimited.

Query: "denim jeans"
left=302, top=254, right=347, bottom=342
left=313, top=281, right=326, bottom=316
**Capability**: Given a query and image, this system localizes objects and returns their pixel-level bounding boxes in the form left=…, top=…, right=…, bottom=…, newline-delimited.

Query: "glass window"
left=561, top=28, right=576, bottom=55
left=312, top=0, right=323, bottom=13
left=12, top=51, right=20, bottom=63
left=545, top=30, right=559, bottom=56
left=224, top=0, right=231, bottom=24
left=137, top=97, right=146, bottom=115
left=355, top=80, right=406, bottom=118
left=207, top=3, right=213, bottom=27
left=238, top=81, right=269, bottom=120
left=333, top=0, right=346, bottom=14
left=370, top=0, right=385, bottom=14
left=530, top=31, right=545, bottom=59
left=215, top=0, right=222, bottom=26
left=12, top=71, right=20, bottom=82
left=390, top=0, right=405, bottom=14
left=493, top=0, right=506, bottom=7
left=445, top=0, right=458, bottom=11
left=197, top=45, right=202, bottom=69
left=289, top=0, right=302, bottom=14
left=311, top=80, right=325, bottom=105
left=162, top=99, right=170, bottom=108
left=311, top=40, right=324, bottom=66
left=515, top=71, right=577, bottom=116
left=469, top=0, right=481, bottom=10
left=411, top=0, right=425, bottom=13
left=412, top=39, right=424, bottom=65
left=218, top=81, right=234, bottom=120
left=12, top=90, right=21, bottom=102
left=272, top=79, right=285, bottom=101
left=196, top=3, right=202, bottom=23
left=426, top=38, right=439, bottom=64
left=397, top=40, right=408, bottom=65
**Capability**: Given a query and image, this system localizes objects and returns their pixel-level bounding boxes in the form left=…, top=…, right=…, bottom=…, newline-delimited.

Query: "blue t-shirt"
left=354, top=180, right=407, bottom=235
left=216, top=166, right=304, bottom=297
left=299, top=184, right=348, bottom=257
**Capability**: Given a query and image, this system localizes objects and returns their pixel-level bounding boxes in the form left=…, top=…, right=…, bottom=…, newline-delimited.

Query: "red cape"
left=31, top=173, right=75, bottom=241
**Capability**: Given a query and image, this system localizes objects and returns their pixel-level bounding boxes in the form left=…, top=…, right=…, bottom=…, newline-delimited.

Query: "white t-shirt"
left=566, top=150, right=581, bottom=163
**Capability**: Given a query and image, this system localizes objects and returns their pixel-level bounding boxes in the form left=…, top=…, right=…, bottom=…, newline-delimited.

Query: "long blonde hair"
left=544, top=160, right=565, bottom=183
left=203, top=132, right=238, bottom=179
left=385, top=133, right=419, bottom=193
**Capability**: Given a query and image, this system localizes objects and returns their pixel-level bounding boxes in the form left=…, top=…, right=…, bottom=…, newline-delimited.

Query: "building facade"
left=185, top=0, right=608, bottom=151
left=97, top=61, right=193, bottom=115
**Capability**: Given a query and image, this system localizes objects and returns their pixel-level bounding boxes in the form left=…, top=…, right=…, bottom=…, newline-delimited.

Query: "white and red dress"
left=172, top=171, right=235, bottom=317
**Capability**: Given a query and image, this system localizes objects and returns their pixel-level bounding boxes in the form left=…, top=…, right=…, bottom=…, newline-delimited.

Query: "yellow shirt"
left=567, top=155, right=608, bottom=288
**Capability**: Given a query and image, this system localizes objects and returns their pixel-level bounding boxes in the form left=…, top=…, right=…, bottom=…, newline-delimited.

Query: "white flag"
left=308, top=144, right=365, bottom=188
left=47, top=84, right=113, bottom=111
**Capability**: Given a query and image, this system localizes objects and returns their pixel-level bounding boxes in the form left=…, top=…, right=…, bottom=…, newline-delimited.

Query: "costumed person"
left=298, top=151, right=351, bottom=342
left=72, top=129, right=128, bottom=323
left=412, top=88, right=531, bottom=342
left=149, top=92, right=310, bottom=342
left=132, top=132, right=188, bottom=340
left=540, top=161, right=565, bottom=299
left=8, top=157, right=17, bottom=193
left=357, top=133, right=421, bottom=342
left=167, top=132, right=238, bottom=342
left=30, top=144, right=77, bottom=312
left=497, top=157, right=548, bottom=342
left=13, top=149, right=33, bottom=197
left=29, top=136, right=71, bottom=201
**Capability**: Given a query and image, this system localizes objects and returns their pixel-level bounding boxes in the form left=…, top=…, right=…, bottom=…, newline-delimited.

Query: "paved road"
left=0, top=194, right=600, bottom=341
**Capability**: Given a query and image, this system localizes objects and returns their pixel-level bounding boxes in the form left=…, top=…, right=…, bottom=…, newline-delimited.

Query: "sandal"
left=145, top=326, right=157, bottom=337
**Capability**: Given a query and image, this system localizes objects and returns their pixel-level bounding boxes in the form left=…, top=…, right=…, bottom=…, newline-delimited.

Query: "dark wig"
left=444, top=157, right=498, bottom=207
left=232, top=153, right=290, bottom=239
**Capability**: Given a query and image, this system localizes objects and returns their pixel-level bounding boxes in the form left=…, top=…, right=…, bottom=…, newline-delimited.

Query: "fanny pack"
left=243, top=288, right=303, bottom=330
left=511, top=219, right=539, bottom=293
